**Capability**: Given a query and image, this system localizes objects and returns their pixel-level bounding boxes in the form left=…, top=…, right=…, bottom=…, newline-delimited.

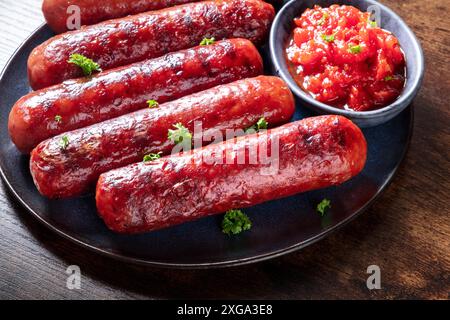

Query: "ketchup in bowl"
left=286, top=5, right=406, bottom=112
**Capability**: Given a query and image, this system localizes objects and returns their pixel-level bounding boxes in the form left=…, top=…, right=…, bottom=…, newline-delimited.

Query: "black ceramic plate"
left=0, top=22, right=412, bottom=268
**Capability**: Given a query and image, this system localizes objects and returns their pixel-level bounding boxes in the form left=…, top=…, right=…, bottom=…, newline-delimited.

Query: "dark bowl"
left=270, top=0, right=424, bottom=127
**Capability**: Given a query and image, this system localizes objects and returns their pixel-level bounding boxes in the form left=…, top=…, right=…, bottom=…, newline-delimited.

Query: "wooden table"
left=0, top=0, right=448, bottom=300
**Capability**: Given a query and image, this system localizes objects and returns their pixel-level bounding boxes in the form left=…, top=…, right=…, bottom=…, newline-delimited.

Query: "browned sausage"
left=29, top=0, right=275, bottom=89
left=11, top=39, right=263, bottom=153
left=96, top=115, right=367, bottom=234
left=30, top=76, right=295, bottom=198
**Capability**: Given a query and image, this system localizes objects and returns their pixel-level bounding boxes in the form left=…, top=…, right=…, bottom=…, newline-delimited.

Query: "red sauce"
left=286, top=5, right=406, bottom=111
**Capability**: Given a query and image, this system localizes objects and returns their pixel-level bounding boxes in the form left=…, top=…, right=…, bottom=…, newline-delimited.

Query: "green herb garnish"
left=222, top=209, right=252, bottom=235
left=246, top=117, right=268, bottom=133
left=255, top=117, right=268, bottom=130
left=200, top=37, right=216, bottom=46
left=317, top=199, right=331, bottom=216
left=318, top=12, right=329, bottom=26
left=68, top=53, right=101, bottom=76
left=168, top=123, right=192, bottom=145
left=143, top=152, right=162, bottom=162
left=54, top=115, right=62, bottom=123
left=147, top=100, right=159, bottom=108
left=322, top=33, right=336, bottom=43
left=384, top=75, right=393, bottom=81
left=59, top=135, right=69, bottom=150
left=348, top=44, right=362, bottom=54
left=368, top=19, right=377, bottom=28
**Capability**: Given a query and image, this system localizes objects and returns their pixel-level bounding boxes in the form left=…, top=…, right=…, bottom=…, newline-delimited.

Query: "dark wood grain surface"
left=0, top=0, right=449, bottom=300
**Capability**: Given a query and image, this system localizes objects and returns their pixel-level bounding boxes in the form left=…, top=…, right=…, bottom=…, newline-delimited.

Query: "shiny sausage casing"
left=43, top=0, right=202, bottom=33
left=96, top=115, right=367, bottom=234
left=11, top=39, right=263, bottom=154
left=30, top=76, right=295, bottom=198
left=29, top=0, right=275, bottom=89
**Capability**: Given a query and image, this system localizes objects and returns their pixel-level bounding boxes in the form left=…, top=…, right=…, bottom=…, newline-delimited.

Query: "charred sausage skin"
left=30, top=76, right=295, bottom=198
left=30, top=0, right=275, bottom=89
left=11, top=39, right=263, bottom=154
left=43, top=0, right=202, bottom=33
left=96, top=115, right=367, bottom=234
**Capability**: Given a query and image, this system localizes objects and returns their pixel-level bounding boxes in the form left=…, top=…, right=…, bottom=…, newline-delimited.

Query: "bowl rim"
left=269, top=0, right=425, bottom=119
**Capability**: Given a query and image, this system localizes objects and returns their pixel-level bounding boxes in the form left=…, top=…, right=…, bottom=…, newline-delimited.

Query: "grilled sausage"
left=96, top=115, right=368, bottom=234
left=43, top=0, right=202, bottom=33
left=29, top=0, right=275, bottom=89
left=30, top=76, right=295, bottom=198
left=11, top=39, right=263, bottom=153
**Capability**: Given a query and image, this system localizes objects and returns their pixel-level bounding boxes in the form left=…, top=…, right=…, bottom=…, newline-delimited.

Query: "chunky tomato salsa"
left=286, top=5, right=405, bottom=111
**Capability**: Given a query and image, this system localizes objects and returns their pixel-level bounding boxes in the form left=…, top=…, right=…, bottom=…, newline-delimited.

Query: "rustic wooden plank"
left=0, top=0, right=448, bottom=299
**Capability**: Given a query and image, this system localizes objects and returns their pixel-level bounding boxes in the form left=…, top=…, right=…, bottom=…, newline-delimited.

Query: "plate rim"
left=0, top=23, right=414, bottom=269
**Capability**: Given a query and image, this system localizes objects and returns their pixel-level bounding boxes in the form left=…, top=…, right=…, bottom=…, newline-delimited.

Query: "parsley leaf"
left=317, top=199, right=331, bottom=216
left=256, top=117, right=268, bottom=130
left=143, top=152, right=162, bottom=162
left=168, top=123, right=192, bottom=145
left=348, top=44, right=362, bottom=54
left=59, top=136, right=69, bottom=150
left=384, top=75, right=394, bottom=81
left=322, top=33, right=336, bottom=43
left=54, top=115, right=62, bottom=123
left=318, top=12, right=329, bottom=26
left=147, top=100, right=159, bottom=108
left=245, top=117, right=268, bottom=133
left=222, top=209, right=252, bottom=235
left=200, top=37, right=216, bottom=46
left=68, top=53, right=102, bottom=76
